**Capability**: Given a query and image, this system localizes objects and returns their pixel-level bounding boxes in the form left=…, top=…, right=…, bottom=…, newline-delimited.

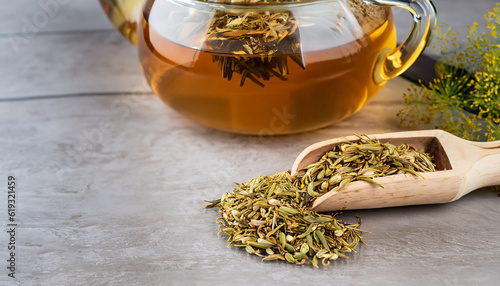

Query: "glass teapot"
left=99, top=0, right=436, bottom=134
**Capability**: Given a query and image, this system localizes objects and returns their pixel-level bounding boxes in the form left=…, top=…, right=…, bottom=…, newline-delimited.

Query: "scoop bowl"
left=291, top=130, right=500, bottom=212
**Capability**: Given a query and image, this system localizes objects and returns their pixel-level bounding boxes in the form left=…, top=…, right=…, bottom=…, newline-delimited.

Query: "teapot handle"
left=367, top=0, right=437, bottom=84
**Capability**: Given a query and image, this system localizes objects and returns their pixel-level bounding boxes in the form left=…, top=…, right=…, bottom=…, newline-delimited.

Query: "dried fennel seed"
left=204, top=134, right=436, bottom=267
left=204, top=10, right=304, bottom=86
left=300, top=133, right=436, bottom=201
left=204, top=171, right=365, bottom=267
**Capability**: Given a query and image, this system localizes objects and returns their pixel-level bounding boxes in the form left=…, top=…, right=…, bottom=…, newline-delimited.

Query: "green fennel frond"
left=398, top=3, right=500, bottom=141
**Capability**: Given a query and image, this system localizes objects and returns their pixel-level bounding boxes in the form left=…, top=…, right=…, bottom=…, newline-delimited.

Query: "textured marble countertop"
left=1, top=0, right=499, bottom=285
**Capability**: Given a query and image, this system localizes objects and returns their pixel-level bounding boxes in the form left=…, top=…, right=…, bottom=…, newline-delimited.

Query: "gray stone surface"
left=392, top=0, right=495, bottom=41
left=0, top=0, right=113, bottom=34
left=1, top=0, right=499, bottom=285
left=0, top=32, right=145, bottom=99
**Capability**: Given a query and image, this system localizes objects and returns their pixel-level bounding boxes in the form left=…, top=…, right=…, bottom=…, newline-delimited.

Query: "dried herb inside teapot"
left=203, top=8, right=304, bottom=86
left=204, top=134, right=437, bottom=267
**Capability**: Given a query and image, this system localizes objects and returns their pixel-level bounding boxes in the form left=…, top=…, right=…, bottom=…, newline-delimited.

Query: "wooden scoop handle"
left=469, top=140, right=500, bottom=149
left=458, top=146, right=500, bottom=200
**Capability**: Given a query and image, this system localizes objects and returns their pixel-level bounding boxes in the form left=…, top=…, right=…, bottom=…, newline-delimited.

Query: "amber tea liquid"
left=138, top=6, right=396, bottom=134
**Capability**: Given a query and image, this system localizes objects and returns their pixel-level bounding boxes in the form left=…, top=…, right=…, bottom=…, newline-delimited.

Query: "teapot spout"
left=99, top=0, right=146, bottom=45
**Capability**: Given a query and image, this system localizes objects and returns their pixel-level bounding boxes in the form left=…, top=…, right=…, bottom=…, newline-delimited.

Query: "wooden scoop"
left=291, top=130, right=500, bottom=212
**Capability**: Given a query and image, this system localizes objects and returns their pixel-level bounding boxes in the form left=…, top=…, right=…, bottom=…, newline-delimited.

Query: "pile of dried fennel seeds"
left=204, top=134, right=437, bottom=267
